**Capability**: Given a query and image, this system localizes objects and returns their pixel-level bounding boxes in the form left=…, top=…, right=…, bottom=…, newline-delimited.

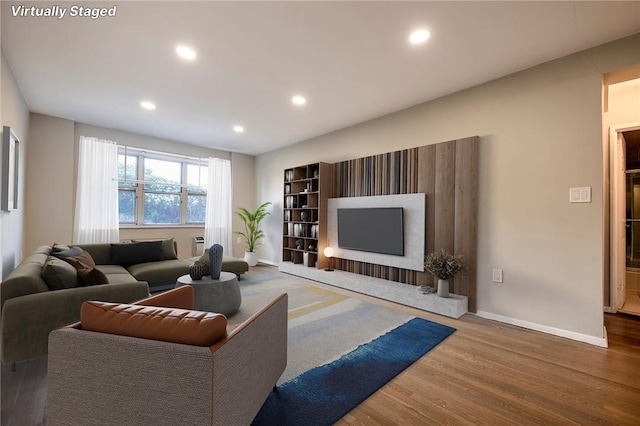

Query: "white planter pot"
left=244, top=251, right=258, bottom=267
left=437, top=279, right=449, bottom=298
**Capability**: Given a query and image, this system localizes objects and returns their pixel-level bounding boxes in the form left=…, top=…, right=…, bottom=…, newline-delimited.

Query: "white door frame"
left=610, top=123, right=640, bottom=313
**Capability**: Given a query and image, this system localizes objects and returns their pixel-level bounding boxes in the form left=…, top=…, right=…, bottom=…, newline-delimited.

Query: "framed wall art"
left=2, top=126, right=20, bottom=211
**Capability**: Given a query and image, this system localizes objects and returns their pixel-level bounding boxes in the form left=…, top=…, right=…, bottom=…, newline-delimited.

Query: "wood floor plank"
left=2, top=265, right=640, bottom=425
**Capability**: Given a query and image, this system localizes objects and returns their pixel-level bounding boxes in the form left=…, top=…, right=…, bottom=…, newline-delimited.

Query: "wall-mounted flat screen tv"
left=337, top=207, right=404, bottom=256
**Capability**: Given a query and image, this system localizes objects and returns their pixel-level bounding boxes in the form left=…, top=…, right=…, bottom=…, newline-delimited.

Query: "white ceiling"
left=2, top=1, right=640, bottom=155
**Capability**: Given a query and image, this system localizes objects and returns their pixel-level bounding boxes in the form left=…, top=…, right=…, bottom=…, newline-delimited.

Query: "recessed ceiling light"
left=409, top=29, right=430, bottom=45
left=233, top=125, right=244, bottom=133
left=292, top=95, right=306, bottom=106
left=176, top=45, right=197, bottom=60
left=140, top=101, right=156, bottom=110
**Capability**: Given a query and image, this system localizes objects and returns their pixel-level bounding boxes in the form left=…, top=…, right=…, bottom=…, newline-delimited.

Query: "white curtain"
left=73, top=136, right=120, bottom=244
left=204, top=157, right=232, bottom=252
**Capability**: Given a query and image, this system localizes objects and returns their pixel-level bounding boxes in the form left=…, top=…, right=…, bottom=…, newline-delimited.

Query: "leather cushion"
left=81, top=301, right=227, bottom=347
left=126, top=259, right=190, bottom=284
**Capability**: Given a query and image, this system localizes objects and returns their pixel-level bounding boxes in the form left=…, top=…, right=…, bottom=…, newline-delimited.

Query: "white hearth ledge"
left=279, top=262, right=467, bottom=319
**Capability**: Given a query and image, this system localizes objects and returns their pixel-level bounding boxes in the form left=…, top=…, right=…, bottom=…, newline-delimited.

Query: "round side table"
left=175, top=271, right=241, bottom=316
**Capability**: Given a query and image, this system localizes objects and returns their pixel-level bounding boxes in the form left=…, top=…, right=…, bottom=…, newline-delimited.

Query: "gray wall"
left=1, top=50, right=29, bottom=279
left=255, top=34, right=640, bottom=339
left=26, top=114, right=75, bottom=251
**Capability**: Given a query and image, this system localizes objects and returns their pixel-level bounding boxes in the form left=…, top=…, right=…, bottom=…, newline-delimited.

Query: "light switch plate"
left=569, top=187, right=591, bottom=203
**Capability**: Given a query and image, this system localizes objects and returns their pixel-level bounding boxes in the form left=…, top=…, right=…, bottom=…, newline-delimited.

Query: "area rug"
left=229, top=272, right=456, bottom=426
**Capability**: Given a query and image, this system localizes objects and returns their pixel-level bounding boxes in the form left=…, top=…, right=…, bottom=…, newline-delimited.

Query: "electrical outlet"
left=492, top=269, right=503, bottom=283
left=236, top=237, right=241, bottom=244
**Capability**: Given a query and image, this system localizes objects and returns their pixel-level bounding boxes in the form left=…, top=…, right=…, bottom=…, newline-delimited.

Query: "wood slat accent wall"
left=331, top=137, right=479, bottom=311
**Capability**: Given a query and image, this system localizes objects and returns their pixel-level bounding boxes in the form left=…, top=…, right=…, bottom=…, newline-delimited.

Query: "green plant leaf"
left=233, top=202, right=272, bottom=252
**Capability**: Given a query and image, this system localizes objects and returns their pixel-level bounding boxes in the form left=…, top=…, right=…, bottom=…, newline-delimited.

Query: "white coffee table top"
left=176, top=271, right=236, bottom=286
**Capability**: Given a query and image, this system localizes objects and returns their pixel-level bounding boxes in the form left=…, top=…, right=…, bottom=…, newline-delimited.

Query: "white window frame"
left=118, top=147, right=208, bottom=227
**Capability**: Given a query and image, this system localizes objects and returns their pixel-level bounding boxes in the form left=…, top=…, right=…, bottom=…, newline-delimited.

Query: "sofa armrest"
left=1, top=282, right=149, bottom=364
left=210, top=293, right=288, bottom=425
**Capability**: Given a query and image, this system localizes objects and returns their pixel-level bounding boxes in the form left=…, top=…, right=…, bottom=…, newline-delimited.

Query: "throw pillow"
left=58, top=251, right=109, bottom=286
left=131, top=238, right=178, bottom=260
left=52, top=246, right=84, bottom=258
left=111, top=241, right=164, bottom=266
left=41, top=256, right=81, bottom=290
left=51, top=243, right=71, bottom=253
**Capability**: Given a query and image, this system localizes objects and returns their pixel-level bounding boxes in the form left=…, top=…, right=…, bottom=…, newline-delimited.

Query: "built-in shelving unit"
left=282, top=162, right=331, bottom=269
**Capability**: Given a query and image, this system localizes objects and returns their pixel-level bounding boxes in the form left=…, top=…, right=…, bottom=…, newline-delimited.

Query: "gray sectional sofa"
left=0, top=239, right=249, bottom=364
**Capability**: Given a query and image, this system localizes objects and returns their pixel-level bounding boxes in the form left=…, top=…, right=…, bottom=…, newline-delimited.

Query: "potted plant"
left=234, top=201, right=272, bottom=266
left=424, top=249, right=466, bottom=298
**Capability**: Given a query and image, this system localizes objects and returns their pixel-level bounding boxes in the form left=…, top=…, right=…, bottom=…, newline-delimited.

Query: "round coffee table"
left=175, top=272, right=241, bottom=316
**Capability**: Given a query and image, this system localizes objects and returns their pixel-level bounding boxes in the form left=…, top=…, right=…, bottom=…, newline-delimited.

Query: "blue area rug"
left=252, top=317, right=455, bottom=426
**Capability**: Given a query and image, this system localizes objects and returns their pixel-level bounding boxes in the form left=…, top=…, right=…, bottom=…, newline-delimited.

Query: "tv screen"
left=337, top=208, right=404, bottom=256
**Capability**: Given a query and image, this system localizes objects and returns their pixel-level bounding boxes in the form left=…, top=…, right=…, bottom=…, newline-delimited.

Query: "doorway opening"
left=622, top=130, right=640, bottom=314
left=605, top=65, right=640, bottom=316
left=611, top=125, right=640, bottom=315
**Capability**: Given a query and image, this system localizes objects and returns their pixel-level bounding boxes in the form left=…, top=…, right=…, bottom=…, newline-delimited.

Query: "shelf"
left=282, top=162, right=330, bottom=269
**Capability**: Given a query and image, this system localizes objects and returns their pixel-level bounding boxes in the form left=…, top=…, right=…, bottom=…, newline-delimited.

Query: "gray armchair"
left=47, top=286, right=288, bottom=425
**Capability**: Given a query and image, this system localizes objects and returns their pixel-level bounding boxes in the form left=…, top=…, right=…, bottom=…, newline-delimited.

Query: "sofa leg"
left=11, top=363, right=16, bottom=372
left=273, top=385, right=278, bottom=392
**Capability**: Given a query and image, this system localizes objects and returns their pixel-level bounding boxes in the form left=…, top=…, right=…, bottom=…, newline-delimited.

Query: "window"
left=117, top=148, right=208, bottom=226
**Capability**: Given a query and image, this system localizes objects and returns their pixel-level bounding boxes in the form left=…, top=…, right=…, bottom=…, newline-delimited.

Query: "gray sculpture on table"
left=189, top=244, right=224, bottom=280
left=209, top=244, right=224, bottom=279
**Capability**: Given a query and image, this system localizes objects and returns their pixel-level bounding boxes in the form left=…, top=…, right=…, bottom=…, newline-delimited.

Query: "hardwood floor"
left=2, top=266, right=640, bottom=425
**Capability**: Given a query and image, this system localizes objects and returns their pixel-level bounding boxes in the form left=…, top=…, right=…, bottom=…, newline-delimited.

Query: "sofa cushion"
left=220, top=256, right=249, bottom=275
left=56, top=251, right=109, bottom=286
left=97, top=265, right=139, bottom=285
left=126, top=259, right=190, bottom=285
left=76, top=244, right=112, bottom=265
left=187, top=255, right=249, bottom=276
left=132, top=238, right=178, bottom=260
left=41, top=256, right=81, bottom=290
left=81, top=301, right=227, bottom=346
left=111, top=241, right=164, bottom=266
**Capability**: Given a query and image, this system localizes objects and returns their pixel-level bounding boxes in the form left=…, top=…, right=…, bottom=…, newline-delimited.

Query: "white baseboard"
left=474, top=311, right=608, bottom=348
left=258, top=258, right=278, bottom=266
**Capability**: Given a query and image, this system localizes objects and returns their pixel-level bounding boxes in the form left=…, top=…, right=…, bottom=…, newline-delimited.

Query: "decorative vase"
left=189, top=261, right=205, bottom=280
left=437, top=279, right=449, bottom=298
left=244, top=251, right=258, bottom=267
left=209, top=244, right=223, bottom=279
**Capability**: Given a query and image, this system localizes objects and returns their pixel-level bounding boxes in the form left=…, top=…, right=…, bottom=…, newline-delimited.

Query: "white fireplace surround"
left=327, top=193, right=425, bottom=271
